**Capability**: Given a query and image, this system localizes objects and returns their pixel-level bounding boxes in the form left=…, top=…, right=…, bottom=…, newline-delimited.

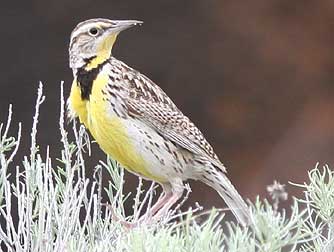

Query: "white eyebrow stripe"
left=71, top=19, right=115, bottom=39
left=69, top=22, right=110, bottom=50
left=71, top=23, right=99, bottom=38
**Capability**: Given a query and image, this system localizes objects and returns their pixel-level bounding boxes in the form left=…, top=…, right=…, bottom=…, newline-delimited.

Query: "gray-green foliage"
left=0, top=83, right=332, bottom=251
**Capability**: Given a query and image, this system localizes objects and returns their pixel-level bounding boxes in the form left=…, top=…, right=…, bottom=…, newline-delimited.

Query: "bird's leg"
left=141, top=182, right=184, bottom=225
left=106, top=185, right=173, bottom=229
left=138, top=184, right=173, bottom=222
left=149, top=189, right=183, bottom=224
left=149, top=191, right=172, bottom=214
left=109, top=182, right=184, bottom=228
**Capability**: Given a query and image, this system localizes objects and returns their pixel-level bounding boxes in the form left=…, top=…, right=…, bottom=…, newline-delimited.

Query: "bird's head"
left=69, top=18, right=143, bottom=70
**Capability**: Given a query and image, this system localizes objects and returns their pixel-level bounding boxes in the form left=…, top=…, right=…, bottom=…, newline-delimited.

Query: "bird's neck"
left=74, top=56, right=109, bottom=100
left=84, top=52, right=111, bottom=71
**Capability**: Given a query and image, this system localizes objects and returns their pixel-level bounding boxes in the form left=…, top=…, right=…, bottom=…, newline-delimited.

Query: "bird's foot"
left=103, top=203, right=143, bottom=229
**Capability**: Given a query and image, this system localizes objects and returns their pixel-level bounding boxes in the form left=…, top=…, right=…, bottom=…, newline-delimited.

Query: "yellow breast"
left=69, top=74, right=164, bottom=181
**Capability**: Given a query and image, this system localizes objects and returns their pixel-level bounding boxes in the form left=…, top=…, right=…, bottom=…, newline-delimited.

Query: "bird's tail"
left=200, top=168, right=251, bottom=226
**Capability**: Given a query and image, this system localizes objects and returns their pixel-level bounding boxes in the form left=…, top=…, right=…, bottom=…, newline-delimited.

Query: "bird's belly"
left=87, top=110, right=160, bottom=182
left=87, top=101, right=186, bottom=183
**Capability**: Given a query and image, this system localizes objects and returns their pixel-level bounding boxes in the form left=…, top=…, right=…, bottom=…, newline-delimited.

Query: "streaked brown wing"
left=119, top=64, right=225, bottom=170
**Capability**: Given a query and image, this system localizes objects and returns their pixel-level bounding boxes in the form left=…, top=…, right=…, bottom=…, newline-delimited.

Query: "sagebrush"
left=0, top=83, right=332, bottom=251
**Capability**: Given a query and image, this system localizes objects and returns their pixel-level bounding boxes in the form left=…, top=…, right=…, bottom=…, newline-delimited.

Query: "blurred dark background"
left=0, top=0, right=333, bottom=215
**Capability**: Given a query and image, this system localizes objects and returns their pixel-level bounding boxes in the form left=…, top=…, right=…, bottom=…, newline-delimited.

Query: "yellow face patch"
left=85, top=34, right=118, bottom=71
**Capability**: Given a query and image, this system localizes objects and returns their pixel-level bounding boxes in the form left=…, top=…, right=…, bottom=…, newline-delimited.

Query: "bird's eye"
left=88, top=27, right=99, bottom=36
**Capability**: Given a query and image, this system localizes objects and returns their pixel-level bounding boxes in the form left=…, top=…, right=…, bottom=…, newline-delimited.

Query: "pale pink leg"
left=110, top=184, right=174, bottom=228
left=149, top=189, right=183, bottom=223
left=141, top=180, right=184, bottom=225
left=139, top=184, right=173, bottom=222
left=111, top=181, right=184, bottom=228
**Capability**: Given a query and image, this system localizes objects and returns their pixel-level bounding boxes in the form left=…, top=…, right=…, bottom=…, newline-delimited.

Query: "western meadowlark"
left=67, top=18, right=250, bottom=226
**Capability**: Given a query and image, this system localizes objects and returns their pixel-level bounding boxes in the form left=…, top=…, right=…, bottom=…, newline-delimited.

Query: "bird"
left=67, top=18, right=250, bottom=226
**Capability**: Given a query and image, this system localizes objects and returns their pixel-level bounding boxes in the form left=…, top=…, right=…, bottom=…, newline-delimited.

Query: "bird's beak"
left=108, top=20, right=143, bottom=34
